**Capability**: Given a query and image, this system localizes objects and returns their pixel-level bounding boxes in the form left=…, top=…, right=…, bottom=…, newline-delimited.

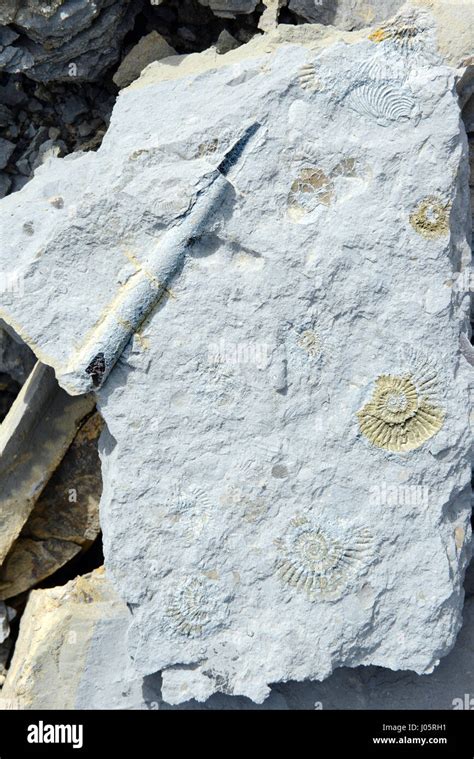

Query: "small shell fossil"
left=166, top=485, right=212, bottom=542
left=298, top=62, right=321, bottom=92
left=276, top=516, right=374, bottom=601
left=297, top=329, right=323, bottom=358
left=166, top=577, right=225, bottom=638
left=409, top=195, right=451, bottom=239
left=357, top=350, right=445, bottom=453
left=346, top=81, right=418, bottom=126
left=292, top=315, right=337, bottom=369
left=369, top=17, right=425, bottom=55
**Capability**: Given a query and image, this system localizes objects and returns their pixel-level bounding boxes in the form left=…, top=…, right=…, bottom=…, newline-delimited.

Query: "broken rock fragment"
left=0, top=363, right=94, bottom=564
left=288, top=0, right=406, bottom=28
left=113, top=32, right=176, bottom=89
left=0, top=411, right=103, bottom=599
left=1, top=568, right=157, bottom=710
left=197, top=1, right=259, bottom=17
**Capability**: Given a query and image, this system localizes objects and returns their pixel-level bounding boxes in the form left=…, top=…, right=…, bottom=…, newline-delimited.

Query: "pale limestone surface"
left=0, top=6, right=471, bottom=704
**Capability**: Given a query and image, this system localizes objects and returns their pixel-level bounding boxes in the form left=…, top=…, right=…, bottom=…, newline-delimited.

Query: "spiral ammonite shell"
left=276, top=517, right=374, bottom=601
left=409, top=195, right=450, bottom=239
left=166, top=577, right=223, bottom=638
left=357, top=373, right=445, bottom=453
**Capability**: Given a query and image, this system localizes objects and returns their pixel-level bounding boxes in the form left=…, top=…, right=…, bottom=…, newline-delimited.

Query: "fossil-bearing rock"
left=0, top=6, right=472, bottom=704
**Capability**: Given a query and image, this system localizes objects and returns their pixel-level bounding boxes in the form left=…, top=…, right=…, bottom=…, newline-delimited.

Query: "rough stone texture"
left=0, top=326, right=35, bottom=384
left=3, top=570, right=472, bottom=709
left=0, top=327, right=36, bottom=421
left=215, top=29, right=241, bottom=54
left=0, top=363, right=95, bottom=564
left=113, top=32, right=176, bottom=89
left=0, top=603, right=9, bottom=645
left=288, top=0, right=407, bottom=28
left=0, top=74, right=116, bottom=200
left=0, top=568, right=157, bottom=709
left=0, top=411, right=103, bottom=599
left=0, top=0, right=142, bottom=82
left=0, top=5, right=471, bottom=704
left=163, top=595, right=474, bottom=708
left=198, top=1, right=259, bottom=17
left=0, top=2, right=20, bottom=28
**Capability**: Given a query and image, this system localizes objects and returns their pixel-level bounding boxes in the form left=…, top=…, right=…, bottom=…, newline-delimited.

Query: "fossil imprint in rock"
left=166, top=576, right=228, bottom=638
left=357, top=351, right=446, bottom=453
left=276, top=517, right=375, bottom=601
left=409, top=195, right=451, bottom=239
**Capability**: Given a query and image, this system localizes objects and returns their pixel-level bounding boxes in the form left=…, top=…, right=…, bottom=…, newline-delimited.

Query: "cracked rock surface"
left=0, top=0, right=143, bottom=82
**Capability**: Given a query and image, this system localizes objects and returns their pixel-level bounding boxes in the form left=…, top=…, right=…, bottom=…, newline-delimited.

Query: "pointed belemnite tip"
left=217, top=122, right=261, bottom=176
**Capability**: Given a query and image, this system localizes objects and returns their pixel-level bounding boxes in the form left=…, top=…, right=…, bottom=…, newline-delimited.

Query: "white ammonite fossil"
left=275, top=517, right=374, bottom=601
left=346, top=81, right=418, bottom=127
left=166, top=576, right=225, bottom=638
left=296, top=328, right=324, bottom=358
left=165, top=485, right=212, bottom=542
left=292, top=314, right=338, bottom=369
left=357, top=350, right=445, bottom=453
left=297, top=62, right=322, bottom=92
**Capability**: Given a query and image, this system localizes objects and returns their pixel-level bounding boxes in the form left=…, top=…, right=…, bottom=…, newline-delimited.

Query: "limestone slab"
left=0, top=8, right=471, bottom=703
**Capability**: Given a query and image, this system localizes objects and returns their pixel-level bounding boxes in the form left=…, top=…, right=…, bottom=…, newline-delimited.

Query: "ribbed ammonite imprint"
left=298, top=62, right=321, bottom=92
left=275, top=517, right=374, bottom=601
left=357, top=350, right=445, bottom=453
left=166, top=577, right=224, bottom=638
left=369, top=16, right=426, bottom=54
left=409, top=195, right=451, bottom=239
left=293, top=313, right=337, bottom=371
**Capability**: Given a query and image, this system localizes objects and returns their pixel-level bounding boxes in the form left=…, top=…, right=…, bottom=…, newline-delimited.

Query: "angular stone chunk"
left=0, top=362, right=94, bottom=564
left=1, top=568, right=156, bottom=710
left=197, top=0, right=259, bottom=17
left=0, top=411, right=103, bottom=599
left=0, top=327, right=36, bottom=385
left=113, top=32, right=176, bottom=89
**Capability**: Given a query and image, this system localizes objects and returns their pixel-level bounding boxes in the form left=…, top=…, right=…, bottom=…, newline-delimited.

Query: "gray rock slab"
left=0, top=568, right=157, bottom=710
left=0, top=138, right=15, bottom=171
left=0, top=11, right=471, bottom=703
left=161, top=594, right=474, bottom=708
left=198, top=1, right=259, bottom=17
left=0, top=327, right=35, bottom=384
